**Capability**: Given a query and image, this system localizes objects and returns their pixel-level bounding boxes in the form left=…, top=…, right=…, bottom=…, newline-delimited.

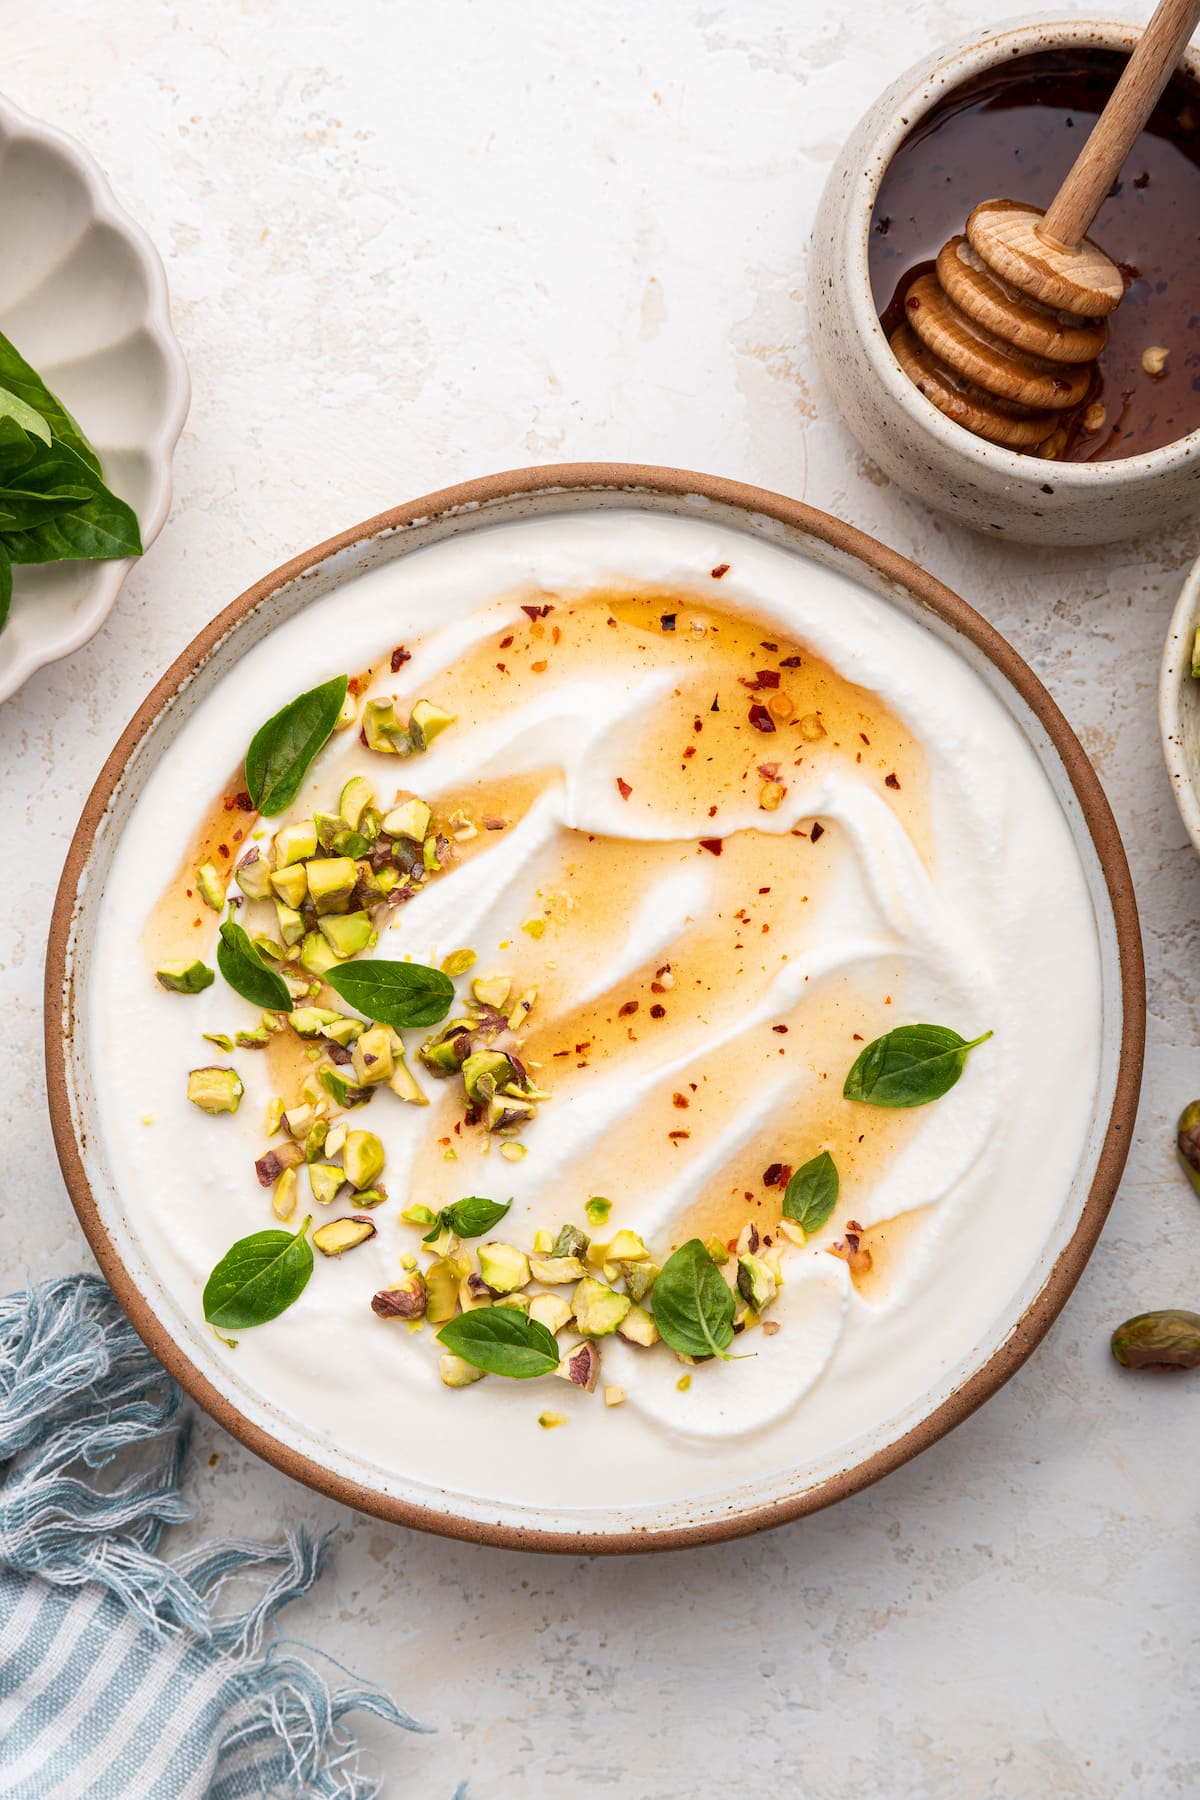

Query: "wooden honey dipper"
left=890, top=0, right=1200, bottom=451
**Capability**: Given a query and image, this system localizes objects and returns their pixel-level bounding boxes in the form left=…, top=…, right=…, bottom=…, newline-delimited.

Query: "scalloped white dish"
left=0, top=93, right=189, bottom=702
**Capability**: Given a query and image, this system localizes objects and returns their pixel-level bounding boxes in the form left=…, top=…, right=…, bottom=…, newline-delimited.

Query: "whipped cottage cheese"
left=89, top=509, right=1103, bottom=1519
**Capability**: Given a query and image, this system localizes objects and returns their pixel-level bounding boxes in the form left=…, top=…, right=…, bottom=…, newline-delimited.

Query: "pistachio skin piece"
left=1177, top=1101, right=1200, bottom=1196
left=1111, top=1310, right=1200, bottom=1371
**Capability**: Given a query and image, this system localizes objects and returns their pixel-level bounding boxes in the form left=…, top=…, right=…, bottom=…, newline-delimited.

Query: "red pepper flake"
left=650, top=981, right=666, bottom=994
left=607, top=617, right=618, bottom=628
left=672, top=1092, right=690, bottom=1108
left=707, top=805, right=717, bottom=818
left=496, top=662, right=507, bottom=673
left=618, top=1000, right=639, bottom=1017
left=748, top=704, right=775, bottom=733
left=521, top=602, right=553, bottom=620
left=217, top=843, right=230, bottom=859
left=693, top=718, right=704, bottom=733
left=683, top=745, right=697, bottom=759
left=763, top=1162, right=785, bottom=1187
left=757, top=762, right=780, bottom=780
left=660, top=613, right=677, bottom=631
left=390, top=646, right=411, bottom=672
left=906, top=295, right=921, bottom=312
left=759, top=641, right=778, bottom=652
left=224, top=790, right=254, bottom=812
left=358, top=728, right=368, bottom=748
left=756, top=670, right=780, bottom=688
left=860, top=733, right=871, bottom=745
left=668, top=1129, right=691, bottom=1139
left=699, top=838, right=723, bottom=855
left=711, top=562, right=730, bottom=579
left=852, top=1032, right=864, bottom=1041
left=616, top=777, right=633, bottom=801
left=810, top=821, right=825, bottom=842
left=650, top=1003, right=666, bottom=1019
left=482, top=817, right=506, bottom=831
left=710, top=695, right=720, bottom=713
left=772, top=1024, right=788, bottom=1034
left=758, top=886, right=771, bottom=894
left=499, top=634, right=514, bottom=649
left=885, top=772, right=901, bottom=790
left=780, top=654, right=802, bottom=668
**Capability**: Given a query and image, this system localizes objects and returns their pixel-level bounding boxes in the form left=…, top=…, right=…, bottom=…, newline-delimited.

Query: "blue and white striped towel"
left=0, top=1274, right=452, bottom=1799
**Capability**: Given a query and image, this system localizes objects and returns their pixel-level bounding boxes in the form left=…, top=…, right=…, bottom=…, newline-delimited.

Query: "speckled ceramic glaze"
left=810, top=19, right=1200, bottom=546
left=1159, top=550, right=1200, bottom=851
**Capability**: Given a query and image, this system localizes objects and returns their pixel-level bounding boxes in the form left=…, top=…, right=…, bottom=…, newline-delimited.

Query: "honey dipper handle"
left=1041, top=0, right=1200, bottom=249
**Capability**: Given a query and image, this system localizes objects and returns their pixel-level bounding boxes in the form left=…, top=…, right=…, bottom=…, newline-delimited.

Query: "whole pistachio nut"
left=1111, top=1309, right=1200, bottom=1371
left=1177, top=1101, right=1200, bottom=1195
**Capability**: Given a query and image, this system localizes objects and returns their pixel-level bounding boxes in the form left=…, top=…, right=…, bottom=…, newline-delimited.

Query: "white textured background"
left=5, top=3, right=1198, bottom=1795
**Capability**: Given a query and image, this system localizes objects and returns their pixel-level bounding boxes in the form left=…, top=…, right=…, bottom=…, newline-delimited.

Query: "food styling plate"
left=47, top=465, right=1143, bottom=1552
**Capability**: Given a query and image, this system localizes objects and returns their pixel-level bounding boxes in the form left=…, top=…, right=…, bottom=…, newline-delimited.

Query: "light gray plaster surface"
left=3, top=2, right=1196, bottom=1795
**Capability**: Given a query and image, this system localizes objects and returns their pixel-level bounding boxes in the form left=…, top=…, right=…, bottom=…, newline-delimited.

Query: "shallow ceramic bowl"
left=810, top=19, right=1200, bottom=547
left=0, top=93, right=189, bottom=701
left=46, top=465, right=1144, bottom=1552
left=1159, top=552, right=1200, bottom=850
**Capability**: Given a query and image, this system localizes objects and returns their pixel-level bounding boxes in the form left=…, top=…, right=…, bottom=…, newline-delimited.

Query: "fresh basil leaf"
left=0, top=438, right=141, bottom=563
left=0, top=328, right=102, bottom=471
left=0, top=383, right=51, bottom=445
left=423, top=1196, right=511, bottom=1243
left=0, top=484, right=93, bottom=531
left=0, top=556, right=10, bottom=634
left=844, top=1024, right=993, bottom=1109
left=325, top=958, right=454, bottom=1030
left=217, top=918, right=294, bottom=1012
left=203, top=1216, right=314, bottom=1328
left=651, top=1237, right=736, bottom=1360
left=0, top=417, right=37, bottom=475
left=782, top=1151, right=839, bottom=1234
left=436, top=1307, right=560, bottom=1378
left=245, top=675, right=349, bottom=815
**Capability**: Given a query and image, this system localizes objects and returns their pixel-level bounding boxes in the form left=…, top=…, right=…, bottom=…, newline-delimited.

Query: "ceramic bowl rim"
left=840, top=16, right=1200, bottom=488
left=0, top=90, right=190, bottom=699
left=1158, top=551, right=1200, bottom=851
left=45, top=462, right=1146, bottom=1553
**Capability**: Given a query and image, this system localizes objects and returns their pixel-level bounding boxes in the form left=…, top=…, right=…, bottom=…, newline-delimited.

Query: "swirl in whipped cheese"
left=92, top=511, right=1101, bottom=1513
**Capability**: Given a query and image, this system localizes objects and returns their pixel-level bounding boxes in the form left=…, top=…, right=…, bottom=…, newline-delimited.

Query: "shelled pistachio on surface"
left=418, top=972, right=548, bottom=1135
left=1108, top=1099, right=1200, bottom=1376
left=374, top=1208, right=800, bottom=1401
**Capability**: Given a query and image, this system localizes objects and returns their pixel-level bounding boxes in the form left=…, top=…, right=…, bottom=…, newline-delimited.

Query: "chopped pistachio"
left=323, top=1014, right=365, bottom=1047
left=776, top=1219, right=807, bottom=1248
left=272, top=1166, right=299, bottom=1221
left=477, top=1243, right=531, bottom=1293
left=187, top=1067, right=244, bottom=1114
left=371, top=1271, right=426, bottom=1320
left=555, top=1341, right=600, bottom=1391
left=269, top=901, right=302, bottom=948
left=274, top=820, right=318, bottom=867
left=319, top=1067, right=372, bottom=1108
left=234, top=850, right=273, bottom=901
left=253, top=934, right=288, bottom=964
left=255, top=1140, right=304, bottom=1184
left=440, top=947, right=477, bottom=977
left=676, top=1373, right=692, bottom=1392
left=458, top=1271, right=494, bottom=1312
left=528, top=1293, right=573, bottom=1335
left=324, top=1119, right=348, bottom=1158
left=705, top=1236, right=730, bottom=1265
left=737, top=1253, right=777, bottom=1313
left=318, top=911, right=373, bottom=958
left=308, top=1162, right=344, bottom=1206
left=359, top=807, right=383, bottom=842
left=621, top=1260, right=659, bottom=1303
left=521, top=917, right=546, bottom=940
left=235, top=1025, right=270, bottom=1050
left=312, top=1215, right=377, bottom=1256
left=299, top=930, right=340, bottom=977
left=264, top=1096, right=285, bottom=1136
left=538, top=1410, right=569, bottom=1427
left=401, top=1202, right=438, bottom=1226
left=382, top=798, right=431, bottom=842
left=532, top=1228, right=555, bottom=1254
left=494, top=1292, right=530, bottom=1315
left=362, top=698, right=412, bottom=756
left=499, top=1143, right=527, bottom=1163
left=289, top=1006, right=341, bottom=1038
left=571, top=1277, right=631, bottom=1338
left=607, top=1229, right=648, bottom=1261
left=269, top=863, right=308, bottom=908
left=1142, top=343, right=1169, bottom=377
left=333, top=690, right=359, bottom=731
left=440, top=1352, right=486, bottom=1387
left=422, top=835, right=441, bottom=873
left=584, top=1197, right=612, bottom=1226
left=617, top=1304, right=659, bottom=1348
left=604, top=1384, right=626, bottom=1407
left=203, top=1032, right=235, bottom=1052
left=343, top=1129, right=385, bottom=1190
left=305, top=1117, right=329, bottom=1162
left=306, top=857, right=358, bottom=914
left=425, top=1256, right=466, bottom=1323
left=351, top=1024, right=396, bottom=1088
left=339, top=776, right=375, bottom=831
left=196, top=863, right=225, bottom=912
left=155, top=960, right=215, bottom=995
left=462, top=1049, right=518, bottom=1104
left=472, top=974, right=512, bottom=1009
left=313, top=811, right=342, bottom=852
left=509, top=988, right=537, bottom=1026
left=408, top=698, right=456, bottom=750
left=552, top=1223, right=590, bottom=1258
left=354, top=1187, right=388, bottom=1208
left=529, top=1255, right=586, bottom=1284
left=448, top=809, right=477, bottom=842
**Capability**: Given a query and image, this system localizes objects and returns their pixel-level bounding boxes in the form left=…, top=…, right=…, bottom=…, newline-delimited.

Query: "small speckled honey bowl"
left=810, top=18, right=1200, bottom=545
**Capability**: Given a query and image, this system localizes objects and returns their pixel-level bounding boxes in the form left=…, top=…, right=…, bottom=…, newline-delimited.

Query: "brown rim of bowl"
left=45, top=462, right=1145, bottom=1554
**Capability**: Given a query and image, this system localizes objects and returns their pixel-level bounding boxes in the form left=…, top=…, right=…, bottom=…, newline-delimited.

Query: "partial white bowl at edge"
left=0, top=93, right=189, bottom=702
left=1160, top=554, right=1200, bottom=855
